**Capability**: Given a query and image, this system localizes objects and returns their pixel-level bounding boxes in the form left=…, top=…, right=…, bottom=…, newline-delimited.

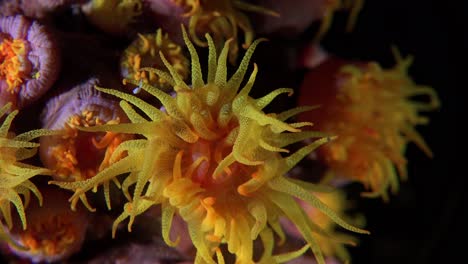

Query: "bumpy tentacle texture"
left=52, top=28, right=368, bottom=264
left=318, top=50, right=440, bottom=200
left=176, top=0, right=278, bottom=63
left=0, top=103, right=53, bottom=249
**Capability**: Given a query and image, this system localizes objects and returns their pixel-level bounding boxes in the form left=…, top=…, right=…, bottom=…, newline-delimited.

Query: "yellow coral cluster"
left=0, top=38, right=29, bottom=94
left=121, top=29, right=189, bottom=92
left=320, top=51, right=440, bottom=199
left=51, top=28, right=368, bottom=263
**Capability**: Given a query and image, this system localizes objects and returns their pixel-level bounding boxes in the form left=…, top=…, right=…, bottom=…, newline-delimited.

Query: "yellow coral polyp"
left=315, top=0, right=364, bottom=41
left=82, top=0, right=142, bottom=35
left=322, top=51, right=440, bottom=200
left=51, top=28, right=368, bottom=264
left=48, top=110, right=129, bottom=182
left=0, top=38, right=29, bottom=94
left=121, top=29, right=189, bottom=92
left=0, top=103, right=53, bottom=248
left=178, top=0, right=278, bottom=63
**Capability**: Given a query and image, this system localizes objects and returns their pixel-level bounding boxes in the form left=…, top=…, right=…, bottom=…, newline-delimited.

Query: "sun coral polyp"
left=40, top=80, right=132, bottom=187
left=298, top=52, right=440, bottom=200
left=120, top=29, right=189, bottom=94
left=0, top=103, right=53, bottom=249
left=5, top=187, right=90, bottom=263
left=175, top=0, right=278, bottom=63
left=82, top=0, right=143, bottom=35
left=51, top=28, right=369, bottom=264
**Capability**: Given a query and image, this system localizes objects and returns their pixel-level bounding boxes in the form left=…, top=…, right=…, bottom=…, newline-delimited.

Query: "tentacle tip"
left=180, top=23, right=187, bottom=32
left=47, top=180, right=58, bottom=186
left=111, top=229, right=117, bottom=239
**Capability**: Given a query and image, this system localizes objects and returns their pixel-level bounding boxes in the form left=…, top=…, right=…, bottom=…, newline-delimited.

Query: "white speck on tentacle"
left=132, top=80, right=143, bottom=94
left=159, top=91, right=177, bottom=113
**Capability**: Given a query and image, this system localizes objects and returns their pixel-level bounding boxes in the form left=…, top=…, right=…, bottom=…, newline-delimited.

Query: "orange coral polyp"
left=51, top=28, right=369, bottom=264
left=48, top=111, right=128, bottom=181
left=19, top=214, right=78, bottom=257
left=0, top=38, right=28, bottom=93
left=305, top=53, right=439, bottom=199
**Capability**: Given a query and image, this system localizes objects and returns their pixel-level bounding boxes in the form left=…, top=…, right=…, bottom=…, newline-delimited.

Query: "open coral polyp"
left=51, top=28, right=368, bottom=264
left=299, top=52, right=440, bottom=199
left=0, top=103, right=53, bottom=248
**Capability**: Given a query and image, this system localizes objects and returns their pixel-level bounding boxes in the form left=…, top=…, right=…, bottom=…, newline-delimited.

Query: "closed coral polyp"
left=48, top=111, right=127, bottom=181
left=18, top=213, right=78, bottom=257
left=40, top=81, right=133, bottom=196
left=0, top=38, right=28, bottom=94
left=6, top=187, right=90, bottom=263
left=52, top=28, right=368, bottom=264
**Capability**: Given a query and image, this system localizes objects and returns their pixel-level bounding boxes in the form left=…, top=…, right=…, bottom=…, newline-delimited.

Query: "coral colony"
left=0, top=1, right=439, bottom=264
